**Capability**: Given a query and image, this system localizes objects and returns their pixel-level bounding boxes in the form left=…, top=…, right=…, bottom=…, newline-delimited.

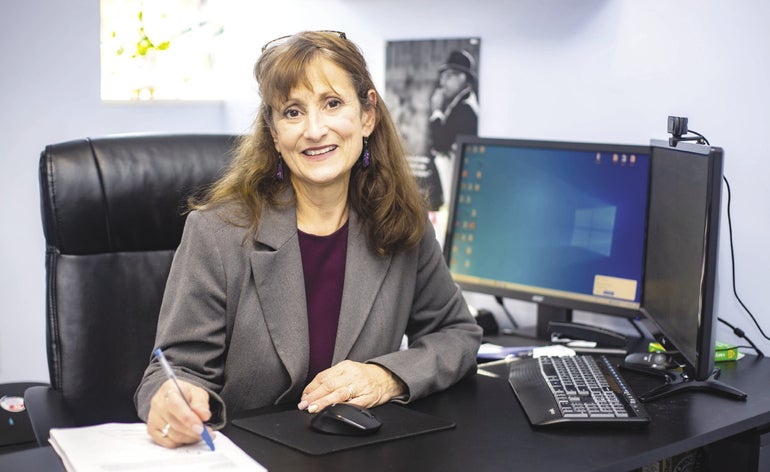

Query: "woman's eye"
left=327, top=98, right=342, bottom=109
left=283, top=109, right=300, bottom=119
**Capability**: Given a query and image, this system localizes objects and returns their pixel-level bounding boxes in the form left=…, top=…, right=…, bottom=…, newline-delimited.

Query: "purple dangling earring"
left=276, top=156, right=284, bottom=181
left=362, top=137, right=371, bottom=168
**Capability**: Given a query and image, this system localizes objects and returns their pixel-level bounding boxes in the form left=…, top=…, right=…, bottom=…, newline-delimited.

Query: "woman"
left=134, top=30, right=482, bottom=448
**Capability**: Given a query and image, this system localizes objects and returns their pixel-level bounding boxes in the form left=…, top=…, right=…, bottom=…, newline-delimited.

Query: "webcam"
left=667, top=116, right=708, bottom=146
left=667, top=116, right=688, bottom=138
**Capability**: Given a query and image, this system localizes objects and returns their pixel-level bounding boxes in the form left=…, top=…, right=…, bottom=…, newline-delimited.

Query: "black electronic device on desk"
left=623, top=352, right=677, bottom=371
left=508, top=354, right=650, bottom=427
left=631, top=139, right=746, bottom=402
left=0, top=382, right=47, bottom=452
left=618, top=352, right=681, bottom=385
left=310, top=403, right=382, bottom=436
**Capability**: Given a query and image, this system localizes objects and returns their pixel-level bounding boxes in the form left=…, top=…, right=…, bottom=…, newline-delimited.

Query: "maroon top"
left=298, top=221, right=349, bottom=382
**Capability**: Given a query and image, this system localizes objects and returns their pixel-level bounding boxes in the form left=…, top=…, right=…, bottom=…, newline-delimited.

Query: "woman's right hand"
left=146, top=378, right=213, bottom=448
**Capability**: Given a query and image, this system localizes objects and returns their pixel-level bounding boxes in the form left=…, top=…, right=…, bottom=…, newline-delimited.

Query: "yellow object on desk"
left=647, top=341, right=743, bottom=362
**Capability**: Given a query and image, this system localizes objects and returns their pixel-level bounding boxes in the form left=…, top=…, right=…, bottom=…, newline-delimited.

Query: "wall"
left=0, top=0, right=228, bottom=383
left=2, top=0, right=769, bottom=383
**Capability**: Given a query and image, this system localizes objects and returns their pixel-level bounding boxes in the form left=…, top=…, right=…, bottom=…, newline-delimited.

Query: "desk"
left=3, top=355, right=770, bottom=471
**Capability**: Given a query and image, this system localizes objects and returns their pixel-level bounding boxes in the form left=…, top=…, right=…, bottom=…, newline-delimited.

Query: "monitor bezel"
left=640, top=139, right=724, bottom=382
left=443, top=135, right=652, bottom=325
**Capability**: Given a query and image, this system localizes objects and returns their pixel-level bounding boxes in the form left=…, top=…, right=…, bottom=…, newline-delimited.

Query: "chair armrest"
left=24, top=386, right=75, bottom=447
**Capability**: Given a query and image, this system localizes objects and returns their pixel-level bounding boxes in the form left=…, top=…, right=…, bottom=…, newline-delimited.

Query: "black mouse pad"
left=231, top=403, right=455, bottom=455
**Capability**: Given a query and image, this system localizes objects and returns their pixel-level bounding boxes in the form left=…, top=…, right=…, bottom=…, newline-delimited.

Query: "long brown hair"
left=191, top=31, right=427, bottom=255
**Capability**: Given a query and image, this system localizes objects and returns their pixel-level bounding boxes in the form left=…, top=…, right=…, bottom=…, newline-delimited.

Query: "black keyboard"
left=508, top=355, right=650, bottom=426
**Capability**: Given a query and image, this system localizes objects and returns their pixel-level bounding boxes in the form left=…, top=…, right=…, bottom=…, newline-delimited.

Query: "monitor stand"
left=620, top=364, right=747, bottom=402
left=500, top=302, right=571, bottom=340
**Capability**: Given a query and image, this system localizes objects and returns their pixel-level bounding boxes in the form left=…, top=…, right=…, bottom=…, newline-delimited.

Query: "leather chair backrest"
left=38, top=133, right=237, bottom=426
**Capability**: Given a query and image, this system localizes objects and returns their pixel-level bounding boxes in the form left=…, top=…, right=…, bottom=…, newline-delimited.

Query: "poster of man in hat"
left=385, top=38, right=480, bottom=243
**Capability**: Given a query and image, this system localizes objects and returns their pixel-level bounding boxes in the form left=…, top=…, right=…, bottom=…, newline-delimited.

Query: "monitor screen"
left=444, top=136, right=650, bottom=336
left=641, top=139, right=724, bottom=382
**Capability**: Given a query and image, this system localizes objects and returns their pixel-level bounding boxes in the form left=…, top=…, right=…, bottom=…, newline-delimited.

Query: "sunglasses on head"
left=261, top=30, right=347, bottom=53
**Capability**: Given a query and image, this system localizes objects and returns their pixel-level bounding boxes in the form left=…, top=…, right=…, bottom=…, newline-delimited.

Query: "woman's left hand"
left=297, top=360, right=406, bottom=413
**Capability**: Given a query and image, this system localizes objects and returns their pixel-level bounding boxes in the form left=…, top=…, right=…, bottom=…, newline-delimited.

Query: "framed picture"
left=385, top=37, right=481, bottom=241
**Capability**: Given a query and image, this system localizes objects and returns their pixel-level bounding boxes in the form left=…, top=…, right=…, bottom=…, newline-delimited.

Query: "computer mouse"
left=624, top=352, right=675, bottom=370
left=310, top=403, right=382, bottom=436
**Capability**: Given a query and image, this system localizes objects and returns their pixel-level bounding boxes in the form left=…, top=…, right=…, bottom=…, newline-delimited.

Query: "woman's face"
left=270, top=56, right=376, bottom=194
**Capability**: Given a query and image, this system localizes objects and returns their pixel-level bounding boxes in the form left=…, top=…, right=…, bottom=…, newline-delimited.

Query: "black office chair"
left=25, top=133, right=238, bottom=446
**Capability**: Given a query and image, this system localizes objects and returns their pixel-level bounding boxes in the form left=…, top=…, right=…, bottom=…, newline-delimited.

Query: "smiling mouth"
left=303, top=145, right=337, bottom=157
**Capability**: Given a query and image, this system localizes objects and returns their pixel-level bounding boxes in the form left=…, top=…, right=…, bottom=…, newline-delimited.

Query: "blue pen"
left=153, top=348, right=215, bottom=451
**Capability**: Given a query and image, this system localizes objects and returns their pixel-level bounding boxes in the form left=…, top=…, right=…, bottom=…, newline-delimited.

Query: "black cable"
left=722, top=345, right=755, bottom=352
left=718, top=317, right=765, bottom=357
left=687, top=129, right=709, bottom=145
left=494, top=296, right=519, bottom=329
left=670, top=129, right=709, bottom=147
left=722, top=175, right=770, bottom=343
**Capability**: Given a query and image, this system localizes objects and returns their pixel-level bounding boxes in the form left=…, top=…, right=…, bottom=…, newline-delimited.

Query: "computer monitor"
left=638, top=139, right=745, bottom=400
left=444, top=136, right=650, bottom=338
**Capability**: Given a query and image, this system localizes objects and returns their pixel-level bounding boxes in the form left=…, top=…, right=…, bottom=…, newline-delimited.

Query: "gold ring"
left=346, top=385, right=354, bottom=401
left=161, top=423, right=171, bottom=438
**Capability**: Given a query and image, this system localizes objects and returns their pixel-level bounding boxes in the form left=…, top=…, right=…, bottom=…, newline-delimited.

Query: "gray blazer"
left=135, top=199, right=482, bottom=426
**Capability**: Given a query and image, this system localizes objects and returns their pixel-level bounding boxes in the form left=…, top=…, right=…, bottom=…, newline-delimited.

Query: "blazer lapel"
left=248, top=203, right=392, bottom=388
left=333, top=210, right=392, bottom=362
left=249, top=202, right=309, bottom=393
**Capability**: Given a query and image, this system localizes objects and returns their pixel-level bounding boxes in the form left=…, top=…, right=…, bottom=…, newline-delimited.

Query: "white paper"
left=49, top=422, right=267, bottom=472
left=532, top=345, right=576, bottom=358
